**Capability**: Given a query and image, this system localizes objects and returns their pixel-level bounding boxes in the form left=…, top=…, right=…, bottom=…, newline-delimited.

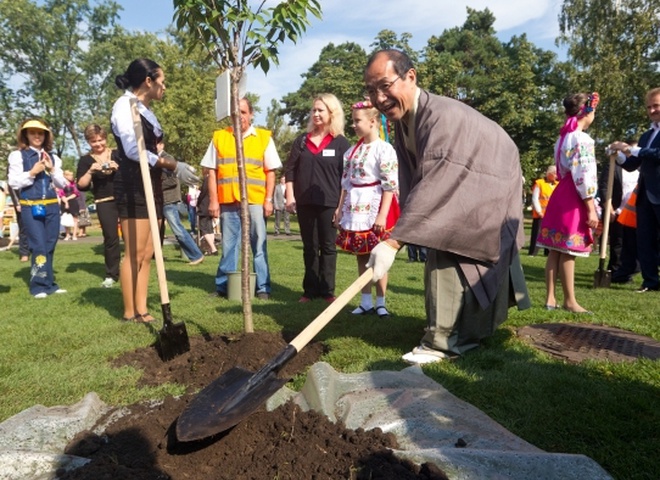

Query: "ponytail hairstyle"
left=115, top=58, right=162, bottom=90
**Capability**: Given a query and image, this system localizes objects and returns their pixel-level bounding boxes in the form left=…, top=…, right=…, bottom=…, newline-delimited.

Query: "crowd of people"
left=3, top=50, right=659, bottom=364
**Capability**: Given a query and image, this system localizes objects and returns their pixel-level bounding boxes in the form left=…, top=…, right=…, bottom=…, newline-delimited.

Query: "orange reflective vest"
left=213, top=127, right=271, bottom=204
left=532, top=178, right=557, bottom=219
left=617, top=186, right=637, bottom=228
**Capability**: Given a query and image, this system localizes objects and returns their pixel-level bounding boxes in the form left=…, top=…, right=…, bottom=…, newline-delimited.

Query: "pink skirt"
left=536, top=174, right=593, bottom=256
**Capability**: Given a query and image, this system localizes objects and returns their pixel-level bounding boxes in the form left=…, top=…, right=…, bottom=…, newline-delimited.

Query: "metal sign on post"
left=215, top=70, right=248, bottom=121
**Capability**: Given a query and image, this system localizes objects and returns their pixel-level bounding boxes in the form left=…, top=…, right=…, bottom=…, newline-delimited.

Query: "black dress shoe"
left=611, top=277, right=633, bottom=284
left=635, top=286, right=659, bottom=293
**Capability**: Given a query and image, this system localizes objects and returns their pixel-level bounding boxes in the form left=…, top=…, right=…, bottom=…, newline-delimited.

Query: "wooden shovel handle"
left=600, top=154, right=616, bottom=261
left=129, top=98, right=170, bottom=305
left=289, top=268, right=373, bottom=352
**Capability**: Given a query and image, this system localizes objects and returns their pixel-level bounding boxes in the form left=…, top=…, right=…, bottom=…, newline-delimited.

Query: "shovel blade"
left=158, top=304, right=191, bottom=362
left=593, top=268, right=612, bottom=288
left=176, top=366, right=287, bottom=442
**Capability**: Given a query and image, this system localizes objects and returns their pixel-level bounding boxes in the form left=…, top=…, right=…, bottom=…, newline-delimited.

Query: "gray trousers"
left=422, top=249, right=510, bottom=356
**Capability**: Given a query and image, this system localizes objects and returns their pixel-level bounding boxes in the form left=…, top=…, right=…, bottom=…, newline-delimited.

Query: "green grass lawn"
left=1, top=227, right=658, bottom=480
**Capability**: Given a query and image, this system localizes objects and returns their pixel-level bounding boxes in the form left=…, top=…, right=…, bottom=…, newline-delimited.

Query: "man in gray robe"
left=365, top=49, right=529, bottom=364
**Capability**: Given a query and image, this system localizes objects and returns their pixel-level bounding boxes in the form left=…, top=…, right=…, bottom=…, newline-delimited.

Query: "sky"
left=116, top=0, right=567, bottom=124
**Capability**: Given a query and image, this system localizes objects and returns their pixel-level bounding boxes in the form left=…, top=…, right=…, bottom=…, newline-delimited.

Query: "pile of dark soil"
left=59, top=331, right=448, bottom=480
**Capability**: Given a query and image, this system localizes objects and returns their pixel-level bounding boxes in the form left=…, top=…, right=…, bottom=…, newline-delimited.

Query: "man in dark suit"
left=609, top=87, right=660, bottom=292
left=597, top=155, right=624, bottom=270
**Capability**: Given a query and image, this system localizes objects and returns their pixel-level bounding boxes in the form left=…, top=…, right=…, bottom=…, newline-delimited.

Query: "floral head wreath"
left=351, top=99, right=390, bottom=142
left=580, top=92, right=600, bottom=116
left=352, top=100, right=374, bottom=110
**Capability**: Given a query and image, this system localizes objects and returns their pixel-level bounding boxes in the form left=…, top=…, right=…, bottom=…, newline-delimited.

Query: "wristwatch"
left=623, top=146, right=632, bottom=155
left=265, top=197, right=273, bottom=203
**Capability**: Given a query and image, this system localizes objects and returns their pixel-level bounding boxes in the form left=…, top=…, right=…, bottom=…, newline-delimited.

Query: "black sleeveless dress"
left=112, top=114, right=164, bottom=219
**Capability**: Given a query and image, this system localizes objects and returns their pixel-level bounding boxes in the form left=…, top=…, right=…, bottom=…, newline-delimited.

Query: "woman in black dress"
left=76, top=124, right=121, bottom=288
left=285, top=93, right=350, bottom=303
left=110, top=58, right=198, bottom=322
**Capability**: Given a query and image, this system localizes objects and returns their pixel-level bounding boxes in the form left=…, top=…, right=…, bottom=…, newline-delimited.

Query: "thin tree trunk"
left=230, top=66, right=254, bottom=332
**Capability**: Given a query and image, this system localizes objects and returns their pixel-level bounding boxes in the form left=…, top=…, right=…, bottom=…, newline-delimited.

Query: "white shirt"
left=200, top=126, right=281, bottom=171
left=617, top=168, right=640, bottom=214
left=7, top=147, right=66, bottom=191
left=110, top=91, right=163, bottom=167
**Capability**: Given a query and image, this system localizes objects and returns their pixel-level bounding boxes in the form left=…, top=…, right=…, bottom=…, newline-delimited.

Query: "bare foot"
left=563, top=303, right=591, bottom=313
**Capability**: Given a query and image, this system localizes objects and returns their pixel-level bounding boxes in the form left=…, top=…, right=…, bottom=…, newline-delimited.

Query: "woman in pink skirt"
left=537, top=92, right=599, bottom=313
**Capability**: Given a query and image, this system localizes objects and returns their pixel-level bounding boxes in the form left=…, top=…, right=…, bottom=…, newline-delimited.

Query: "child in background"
left=335, top=100, right=399, bottom=318
left=59, top=170, right=80, bottom=240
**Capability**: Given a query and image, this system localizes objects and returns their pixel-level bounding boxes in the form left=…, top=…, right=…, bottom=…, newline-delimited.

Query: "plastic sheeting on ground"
left=268, top=362, right=613, bottom=480
left=0, top=364, right=613, bottom=480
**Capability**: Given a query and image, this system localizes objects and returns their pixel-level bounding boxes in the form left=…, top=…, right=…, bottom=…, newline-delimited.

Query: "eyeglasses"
left=365, top=76, right=403, bottom=97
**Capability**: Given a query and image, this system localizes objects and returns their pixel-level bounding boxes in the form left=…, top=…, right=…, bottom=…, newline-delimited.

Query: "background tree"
left=369, top=29, right=418, bottom=64
left=0, top=0, right=124, bottom=157
left=173, top=0, right=322, bottom=332
left=419, top=8, right=571, bottom=188
left=265, top=98, right=298, bottom=167
left=558, top=0, right=660, bottom=142
left=154, top=29, right=218, bottom=165
left=81, top=30, right=162, bottom=134
left=280, top=42, right=367, bottom=138
left=0, top=76, right=20, bottom=164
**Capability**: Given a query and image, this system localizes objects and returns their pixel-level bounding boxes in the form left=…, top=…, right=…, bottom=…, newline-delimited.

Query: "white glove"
left=175, top=161, right=201, bottom=187
left=615, top=151, right=627, bottom=165
left=366, top=241, right=398, bottom=282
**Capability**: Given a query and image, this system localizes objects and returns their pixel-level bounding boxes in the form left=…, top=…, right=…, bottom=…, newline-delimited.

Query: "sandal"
left=352, top=305, right=375, bottom=315
left=120, top=315, right=140, bottom=323
left=136, top=312, right=156, bottom=323
left=375, top=306, right=391, bottom=319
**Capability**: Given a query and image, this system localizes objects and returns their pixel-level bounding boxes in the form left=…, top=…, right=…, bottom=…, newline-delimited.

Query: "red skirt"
left=336, top=195, right=400, bottom=255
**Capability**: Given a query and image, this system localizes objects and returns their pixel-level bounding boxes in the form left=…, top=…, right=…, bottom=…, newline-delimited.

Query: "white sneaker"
left=54, top=289, right=67, bottom=294
left=101, top=277, right=115, bottom=288
left=34, top=292, right=48, bottom=299
left=401, top=346, right=452, bottom=365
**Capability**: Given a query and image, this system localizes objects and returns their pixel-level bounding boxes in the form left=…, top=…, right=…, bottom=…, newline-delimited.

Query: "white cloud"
left=115, top=0, right=564, bottom=124
left=245, top=0, right=563, bottom=124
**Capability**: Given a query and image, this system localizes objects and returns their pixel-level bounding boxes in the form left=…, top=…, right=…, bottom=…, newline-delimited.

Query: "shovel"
left=176, top=268, right=373, bottom=442
left=130, top=98, right=191, bottom=361
left=594, top=154, right=616, bottom=288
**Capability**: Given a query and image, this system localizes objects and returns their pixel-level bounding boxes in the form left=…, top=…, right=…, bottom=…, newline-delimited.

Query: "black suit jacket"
left=621, top=127, right=660, bottom=204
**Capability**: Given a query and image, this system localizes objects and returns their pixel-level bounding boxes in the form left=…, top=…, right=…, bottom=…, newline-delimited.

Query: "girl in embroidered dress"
left=537, top=92, right=599, bottom=313
left=335, top=101, right=399, bottom=318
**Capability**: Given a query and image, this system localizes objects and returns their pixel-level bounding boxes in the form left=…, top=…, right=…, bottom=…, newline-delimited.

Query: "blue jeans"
left=22, top=202, right=61, bottom=295
left=163, top=202, right=204, bottom=262
left=188, top=204, right=197, bottom=232
left=215, top=203, right=270, bottom=295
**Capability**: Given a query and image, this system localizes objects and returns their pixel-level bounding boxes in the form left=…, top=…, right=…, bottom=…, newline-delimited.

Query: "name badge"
left=322, top=149, right=335, bottom=157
